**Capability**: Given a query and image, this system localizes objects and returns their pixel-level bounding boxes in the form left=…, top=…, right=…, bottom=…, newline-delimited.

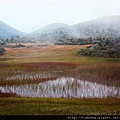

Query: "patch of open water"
left=0, top=77, right=120, bottom=98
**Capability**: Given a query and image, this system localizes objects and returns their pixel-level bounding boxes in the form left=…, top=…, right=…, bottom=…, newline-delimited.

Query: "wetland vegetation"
left=0, top=42, right=120, bottom=115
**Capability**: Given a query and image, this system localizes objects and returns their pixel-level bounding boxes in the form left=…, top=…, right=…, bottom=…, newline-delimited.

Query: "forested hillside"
left=73, top=15, right=120, bottom=38
left=77, top=36, right=120, bottom=58
left=29, top=15, right=120, bottom=43
left=27, top=23, right=77, bottom=42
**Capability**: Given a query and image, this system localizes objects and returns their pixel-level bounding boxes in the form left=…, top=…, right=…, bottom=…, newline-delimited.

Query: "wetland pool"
left=0, top=77, right=120, bottom=98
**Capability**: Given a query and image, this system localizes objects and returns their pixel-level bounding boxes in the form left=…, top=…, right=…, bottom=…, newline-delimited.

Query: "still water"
left=0, top=77, right=120, bottom=98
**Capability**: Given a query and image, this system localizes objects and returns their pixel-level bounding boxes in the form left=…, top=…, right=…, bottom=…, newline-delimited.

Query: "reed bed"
left=0, top=77, right=120, bottom=98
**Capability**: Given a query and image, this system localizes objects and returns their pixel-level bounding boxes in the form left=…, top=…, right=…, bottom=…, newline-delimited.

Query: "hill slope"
left=73, top=15, right=120, bottom=38
left=28, top=15, right=120, bottom=43
left=1, top=15, right=120, bottom=42
left=0, top=21, right=26, bottom=39
left=28, top=23, right=78, bottom=42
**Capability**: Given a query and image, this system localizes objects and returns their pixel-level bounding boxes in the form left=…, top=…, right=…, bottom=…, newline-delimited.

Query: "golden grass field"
left=0, top=42, right=120, bottom=115
left=2, top=42, right=89, bottom=63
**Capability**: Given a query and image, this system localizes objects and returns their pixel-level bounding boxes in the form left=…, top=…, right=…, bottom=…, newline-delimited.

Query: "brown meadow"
left=0, top=42, right=120, bottom=115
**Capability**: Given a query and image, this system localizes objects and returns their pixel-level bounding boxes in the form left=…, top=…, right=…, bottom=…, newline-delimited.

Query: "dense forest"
left=77, top=36, right=120, bottom=58
left=54, top=37, right=96, bottom=45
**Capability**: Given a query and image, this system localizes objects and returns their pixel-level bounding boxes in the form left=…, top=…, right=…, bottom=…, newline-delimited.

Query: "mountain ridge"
left=1, top=15, right=120, bottom=41
left=0, top=21, right=26, bottom=39
left=28, top=15, right=120, bottom=42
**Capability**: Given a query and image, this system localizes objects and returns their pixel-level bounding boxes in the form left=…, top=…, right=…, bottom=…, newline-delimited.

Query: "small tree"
left=0, top=47, right=5, bottom=55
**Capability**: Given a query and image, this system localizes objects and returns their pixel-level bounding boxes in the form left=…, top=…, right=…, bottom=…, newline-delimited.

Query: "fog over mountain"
left=27, top=15, right=120, bottom=42
left=0, top=21, right=26, bottom=39
left=27, top=23, right=79, bottom=42
left=1, top=15, right=120, bottom=42
left=73, top=15, right=120, bottom=38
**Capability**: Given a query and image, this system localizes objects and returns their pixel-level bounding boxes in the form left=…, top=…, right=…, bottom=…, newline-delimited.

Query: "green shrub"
left=0, top=47, right=5, bottom=55
left=78, top=37, right=120, bottom=58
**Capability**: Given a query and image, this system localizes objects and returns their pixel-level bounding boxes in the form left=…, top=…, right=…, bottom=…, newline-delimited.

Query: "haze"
left=0, top=0, right=120, bottom=33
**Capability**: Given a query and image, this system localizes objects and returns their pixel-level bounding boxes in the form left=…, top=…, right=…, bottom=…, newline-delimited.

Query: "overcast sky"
left=0, top=0, right=120, bottom=33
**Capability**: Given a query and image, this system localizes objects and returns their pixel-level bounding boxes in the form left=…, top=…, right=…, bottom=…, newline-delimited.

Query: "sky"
left=0, top=0, right=120, bottom=33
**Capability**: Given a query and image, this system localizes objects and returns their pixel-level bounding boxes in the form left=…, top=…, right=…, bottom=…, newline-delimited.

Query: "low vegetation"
left=54, top=37, right=96, bottom=45
left=77, top=37, right=120, bottom=58
left=0, top=15, right=120, bottom=115
left=0, top=47, right=5, bottom=55
left=0, top=43, right=120, bottom=115
left=0, top=98, right=120, bottom=115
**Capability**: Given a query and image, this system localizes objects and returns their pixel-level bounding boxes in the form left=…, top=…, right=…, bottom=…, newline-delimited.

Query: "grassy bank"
left=0, top=97, right=120, bottom=115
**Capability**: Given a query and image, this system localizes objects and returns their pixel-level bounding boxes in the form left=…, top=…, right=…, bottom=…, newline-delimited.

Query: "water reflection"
left=0, top=77, right=120, bottom=98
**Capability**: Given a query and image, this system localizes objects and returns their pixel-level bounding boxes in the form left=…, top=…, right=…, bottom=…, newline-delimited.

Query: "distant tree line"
left=0, top=36, right=35, bottom=44
left=0, top=35, right=36, bottom=55
left=0, top=36, right=33, bottom=55
left=54, top=37, right=97, bottom=45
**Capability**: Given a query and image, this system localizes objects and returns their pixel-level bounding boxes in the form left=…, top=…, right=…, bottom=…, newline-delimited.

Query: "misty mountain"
left=1, top=15, right=120, bottom=43
left=0, top=21, right=26, bottom=39
left=28, top=15, right=120, bottom=43
left=73, top=15, right=120, bottom=38
left=28, top=23, right=78, bottom=42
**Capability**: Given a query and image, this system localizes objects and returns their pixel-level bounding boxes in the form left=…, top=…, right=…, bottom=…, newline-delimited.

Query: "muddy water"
left=0, top=77, right=120, bottom=98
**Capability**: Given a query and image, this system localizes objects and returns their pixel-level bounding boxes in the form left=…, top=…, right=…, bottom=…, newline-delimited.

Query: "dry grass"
left=0, top=42, right=120, bottom=87
left=1, top=43, right=89, bottom=63
left=0, top=42, right=120, bottom=115
left=78, top=63, right=120, bottom=86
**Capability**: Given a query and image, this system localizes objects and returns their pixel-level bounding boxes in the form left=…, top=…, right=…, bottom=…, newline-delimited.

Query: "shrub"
left=77, top=37, right=120, bottom=58
left=0, top=47, right=5, bottom=55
